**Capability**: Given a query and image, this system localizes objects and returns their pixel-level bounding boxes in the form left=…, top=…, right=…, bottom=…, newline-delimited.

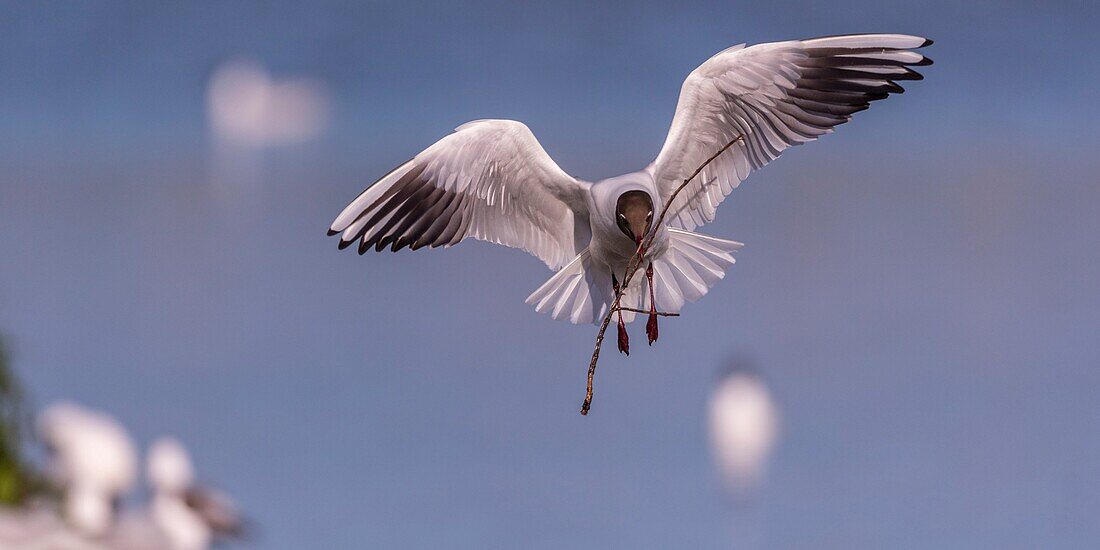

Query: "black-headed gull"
left=146, top=438, right=245, bottom=550
left=36, top=402, right=138, bottom=538
left=329, top=34, right=931, bottom=351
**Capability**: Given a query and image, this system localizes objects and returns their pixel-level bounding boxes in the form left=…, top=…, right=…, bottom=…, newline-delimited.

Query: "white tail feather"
left=525, top=250, right=612, bottom=324
left=526, top=229, right=742, bottom=325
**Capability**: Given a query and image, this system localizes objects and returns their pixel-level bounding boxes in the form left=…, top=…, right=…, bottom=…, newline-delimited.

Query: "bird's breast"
left=588, top=220, right=669, bottom=273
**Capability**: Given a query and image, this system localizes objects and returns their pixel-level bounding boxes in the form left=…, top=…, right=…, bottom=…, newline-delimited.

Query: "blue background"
left=2, top=1, right=1098, bottom=547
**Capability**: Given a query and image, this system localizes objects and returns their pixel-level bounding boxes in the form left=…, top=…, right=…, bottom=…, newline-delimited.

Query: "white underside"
left=525, top=228, right=743, bottom=325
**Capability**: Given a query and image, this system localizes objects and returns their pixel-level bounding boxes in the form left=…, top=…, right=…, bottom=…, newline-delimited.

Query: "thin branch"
left=580, top=134, right=744, bottom=415
left=613, top=307, right=680, bottom=317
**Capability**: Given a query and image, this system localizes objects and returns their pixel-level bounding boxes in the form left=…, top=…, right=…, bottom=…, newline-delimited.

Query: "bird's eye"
left=618, top=213, right=627, bottom=222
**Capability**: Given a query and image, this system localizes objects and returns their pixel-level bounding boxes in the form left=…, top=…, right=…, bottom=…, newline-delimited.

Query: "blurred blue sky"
left=2, top=1, right=1099, bottom=547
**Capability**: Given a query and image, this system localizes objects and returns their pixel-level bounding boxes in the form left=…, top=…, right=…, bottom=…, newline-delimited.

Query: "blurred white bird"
left=709, top=369, right=780, bottom=493
left=36, top=402, right=138, bottom=538
left=329, top=34, right=931, bottom=352
left=207, top=58, right=331, bottom=148
left=146, top=438, right=244, bottom=550
left=206, top=58, right=332, bottom=192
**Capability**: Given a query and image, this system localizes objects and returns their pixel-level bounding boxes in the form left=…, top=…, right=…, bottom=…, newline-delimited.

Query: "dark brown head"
left=615, top=190, right=654, bottom=244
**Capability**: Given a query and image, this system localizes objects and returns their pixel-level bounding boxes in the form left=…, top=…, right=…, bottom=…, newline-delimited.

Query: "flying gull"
left=329, top=34, right=932, bottom=352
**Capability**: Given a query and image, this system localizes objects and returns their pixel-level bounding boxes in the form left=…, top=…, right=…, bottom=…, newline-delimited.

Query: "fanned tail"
left=615, top=228, right=742, bottom=319
left=526, top=229, right=742, bottom=325
left=525, top=249, right=613, bottom=325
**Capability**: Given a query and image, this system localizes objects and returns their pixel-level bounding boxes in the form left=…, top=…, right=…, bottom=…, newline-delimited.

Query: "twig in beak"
left=580, top=133, right=744, bottom=415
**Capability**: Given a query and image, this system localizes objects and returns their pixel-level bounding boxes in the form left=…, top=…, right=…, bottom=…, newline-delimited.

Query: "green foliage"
left=0, top=336, right=34, bottom=506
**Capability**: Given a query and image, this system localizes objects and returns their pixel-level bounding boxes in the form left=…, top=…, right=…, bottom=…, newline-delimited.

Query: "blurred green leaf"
left=0, top=335, right=36, bottom=506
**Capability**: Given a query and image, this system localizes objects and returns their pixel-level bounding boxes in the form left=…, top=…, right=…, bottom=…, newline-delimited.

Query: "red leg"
left=646, top=262, right=659, bottom=345
left=613, top=274, right=629, bottom=355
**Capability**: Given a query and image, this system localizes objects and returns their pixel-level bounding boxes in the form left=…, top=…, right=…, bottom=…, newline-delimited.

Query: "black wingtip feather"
left=327, top=228, right=339, bottom=237
left=921, top=38, right=934, bottom=47
left=337, top=239, right=354, bottom=250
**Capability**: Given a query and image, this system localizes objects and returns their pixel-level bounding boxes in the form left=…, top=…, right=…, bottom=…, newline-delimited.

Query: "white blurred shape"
left=65, top=487, right=111, bottom=541
left=708, top=371, right=780, bottom=494
left=147, top=438, right=194, bottom=495
left=147, top=437, right=243, bottom=550
left=37, top=402, right=138, bottom=537
left=207, top=58, right=331, bottom=148
left=0, top=503, right=117, bottom=549
left=147, top=438, right=207, bottom=550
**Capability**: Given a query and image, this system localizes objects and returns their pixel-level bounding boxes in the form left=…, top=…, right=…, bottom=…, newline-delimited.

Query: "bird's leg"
left=612, top=274, right=629, bottom=356
left=645, top=262, right=659, bottom=345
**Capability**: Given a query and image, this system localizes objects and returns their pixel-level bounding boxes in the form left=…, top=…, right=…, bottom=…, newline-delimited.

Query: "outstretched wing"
left=651, top=34, right=932, bottom=230
left=329, top=119, right=590, bottom=270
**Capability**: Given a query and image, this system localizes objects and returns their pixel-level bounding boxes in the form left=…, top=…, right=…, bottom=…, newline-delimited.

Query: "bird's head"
left=615, top=190, right=653, bottom=245
left=147, top=437, right=195, bottom=496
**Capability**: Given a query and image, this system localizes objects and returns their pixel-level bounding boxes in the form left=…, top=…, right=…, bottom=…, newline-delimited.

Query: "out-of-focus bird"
left=329, top=34, right=931, bottom=352
left=206, top=58, right=330, bottom=148
left=36, top=402, right=138, bottom=538
left=709, top=369, right=780, bottom=493
left=205, top=59, right=331, bottom=192
left=146, top=438, right=244, bottom=550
